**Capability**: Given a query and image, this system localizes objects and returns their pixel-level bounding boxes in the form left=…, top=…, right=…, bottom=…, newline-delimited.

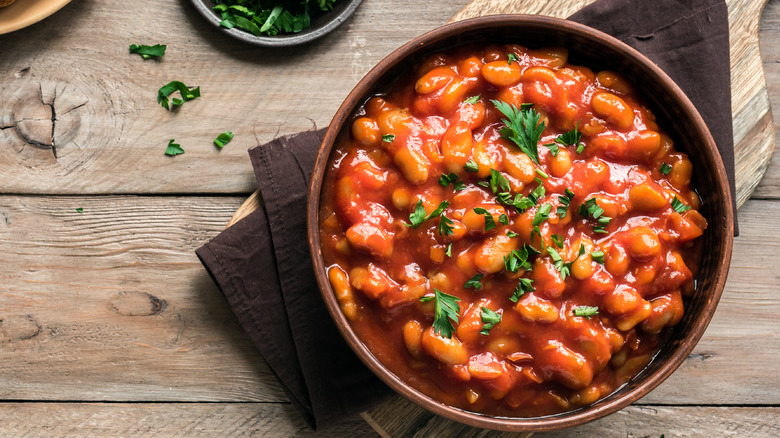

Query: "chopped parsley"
left=463, top=95, right=481, bottom=104
left=510, top=278, right=535, bottom=303
left=164, top=139, right=184, bottom=156
left=506, top=230, right=519, bottom=238
left=660, top=163, right=673, bottom=175
left=579, top=198, right=611, bottom=234
left=557, top=188, right=575, bottom=219
left=479, top=307, right=502, bottom=335
left=420, top=289, right=461, bottom=338
left=551, top=234, right=564, bottom=249
left=488, top=169, right=511, bottom=194
left=464, top=273, right=483, bottom=290
left=573, top=305, right=599, bottom=319
left=544, top=142, right=559, bottom=157
left=438, top=215, right=454, bottom=236
left=528, top=180, right=546, bottom=204
left=439, top=173, right=465, bottom=191
left=504, top=245, right=538, bottom=273
left=492, top=100, right=545, bottom=165
left=507, top=53, right=519, bottom=64
left=214, top=131, right=234, bottom=149
left=382, top=134, right=395, bottom=142
left=556, top=121, right=585, bottom=153
left=157, top=81, right=200, bottom=110
left=75, top=208, right=84, bottom=213
left=464, top=159, right=479, bottom=173
left=671, top=196, right=691, bottom=213
left=535, top=168, right=549, bottom=179
left=591, top=250, right=605, bottom=264
left=547, top=243, right=585, bottom=280
left=405, top=200, right=449, bottom=229
left=212, top=0, right=337, bottom=37
left=129, top=44, right=166, bottom=59
left=472, top=207, right=496, bottom=231
left=445, top=242, right=453, bottom=258
left=498, top=214, right=509, bottom=225
left=530, top=203, right=552, bottom=242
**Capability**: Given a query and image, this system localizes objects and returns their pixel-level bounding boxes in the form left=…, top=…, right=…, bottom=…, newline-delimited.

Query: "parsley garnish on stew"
left=463, top=95, right=481, bottom=104
left=660, top=163, right=672, bottom=175
left=671, top=196, right=691, bottom=213
left=488, top=169, right=511, bottom=194
left=492, top=100, right=545, bottom=165
left=212, top=0, right=338, bottom=37
left=158, top=81, right=200, bottom=110
left=548, top=243, right=585, bottom=280
left=479, top=307, right=502, bottom=335
left=579, top=198, right=611, bottom=234
left=445, top=242, right=453, bottom=258
left=420, top=289, right=461, bottom=339
left=551, top=234, right=564, bottom=249
left=530, top=203, right=552, bottom=242
left=573, top=305, right=599, bottom=319
left=464, top=273, right=483, bottom=290
left=510, top=278, right=535, bottom=303
left=129, top=44, right=167, bottom=59
left=439, top=173, right=465, bottom=191
left=214, top=131, right=234, bottom=149
left=504, top=245, right=538, bottom=273
left=591, top=250, right=605, bottom=264
left=507, top=53, right=519, bottom=64
left=547, top=121, right=585, bottom=153
left=164, top=139, right=184, bottom=156
left=438, top=215, right=454, bottom=236
left=464, top=159, right=479, bottom=173
left=557, top=188, right=575, bottom=219
left=405, top=200, right=449, bottom=229
left=472, top=207, right=496, bottom=231
left=382, top=134, right=395, bottom=142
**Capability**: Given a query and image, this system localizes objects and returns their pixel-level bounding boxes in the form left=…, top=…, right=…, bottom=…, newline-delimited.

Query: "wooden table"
left=0, top=0, right=778, bottom=436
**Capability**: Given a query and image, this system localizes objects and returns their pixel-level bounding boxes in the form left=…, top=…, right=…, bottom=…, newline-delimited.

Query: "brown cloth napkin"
left=196, top=0, right=734, bottom=430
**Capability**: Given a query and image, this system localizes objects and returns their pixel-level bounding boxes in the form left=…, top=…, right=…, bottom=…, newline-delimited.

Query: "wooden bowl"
left=189, top=0, right=363, bottom=47
left=307, top=15, right=734, bottom=432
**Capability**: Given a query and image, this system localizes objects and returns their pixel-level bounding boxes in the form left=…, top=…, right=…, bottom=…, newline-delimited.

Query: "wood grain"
left=0, top=0, right=472, bottom=195
left=755, top=0, right=780, bottom=199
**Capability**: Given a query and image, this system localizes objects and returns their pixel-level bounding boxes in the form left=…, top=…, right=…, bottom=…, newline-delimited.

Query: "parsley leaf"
left=464, top=159, right=479, bottom=173
left=530, top=203, right=552, bottom=242
left=75, top=207, right=83, bottom=213
left=547, top=243, right=585, bottom=280
left=129, top=44, right=166, bottom=59
left=591, top=250, right=605, bottom=264
left=214, top=131, right=234, bottom=149
left=439, top=173, right=465, bottom=191
left=573, top=305, right=599, bottom=319
left=157, top=81, right=200, bottom=110
left=492, top=100, right=545, bottom=165
left=463, top=95, right=481, bottom=104
left=420, top=289, right=461, bottom=338
left=535, top=168, right=549, bottom=179
left=472, top=207, right=496, bottom=231
left=579, top=198, right=612, bottom=234
left=445, top=242, right=453, bottom=258
left=479, top=307, right=502, bottom=335
left=671, top=196, right=691, bottom=213
left=405, top=200, right=449, bottom=229
left=510, top=278, right=535, bottom=302
left=488, top=169, right=511, bottom=194
left=544, top=142, right=560, bottom=157
left=498, top=214, right=509, bottom=225
left=507, top=231, right=519, bottom=238
left=554, top=121, right=585, bottom=153
left=660, top=163, right=672, bottom=175
left=438, top=215, right=454, bottom=236
left=507, top=53, right=519, bottom=64
left=464, top=273, right=483, bottom=290
left=504, top=245, right=537, bottom=273
left=164, top=139, right=184, bottom=156
left=557, top=188, right=575, bottom=219
left=551, top=234, right=564, bottom=248
left=382, top=134, right=395, bottom=142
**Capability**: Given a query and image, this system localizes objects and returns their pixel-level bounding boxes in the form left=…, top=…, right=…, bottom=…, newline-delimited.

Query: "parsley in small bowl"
left=190, top=0, right=363, bottom=46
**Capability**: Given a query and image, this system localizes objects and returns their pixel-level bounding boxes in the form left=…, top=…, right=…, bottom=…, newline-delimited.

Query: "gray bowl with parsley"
left=191, top=0, right=363, bottom=46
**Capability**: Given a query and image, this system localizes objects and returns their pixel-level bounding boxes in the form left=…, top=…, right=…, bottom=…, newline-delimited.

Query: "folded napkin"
left=196, top=0, right=734, bottom=430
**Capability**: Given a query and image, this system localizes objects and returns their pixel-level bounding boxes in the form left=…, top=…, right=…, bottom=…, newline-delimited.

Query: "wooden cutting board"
left=229, top=0, right=773, bottom=436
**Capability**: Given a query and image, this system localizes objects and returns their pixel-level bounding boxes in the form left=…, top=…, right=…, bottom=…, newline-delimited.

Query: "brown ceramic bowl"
left=307, top=15, right=734, bottom=432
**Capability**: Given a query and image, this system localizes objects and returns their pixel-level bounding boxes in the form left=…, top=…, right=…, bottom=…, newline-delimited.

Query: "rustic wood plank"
left=0, top=195, right=288, bottom=402
left=0, top=402, right=376, bottom=437
left=0, top=403, right=775, bottom=437
left=756, top=0, right=780, bottom=199
left=0, top=0, right=472, bottom=195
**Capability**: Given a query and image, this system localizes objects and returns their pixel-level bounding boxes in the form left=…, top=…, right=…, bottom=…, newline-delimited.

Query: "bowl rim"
left=188, top=0, right=363, bottom=47
left=307, top=14, right=734, bottom=432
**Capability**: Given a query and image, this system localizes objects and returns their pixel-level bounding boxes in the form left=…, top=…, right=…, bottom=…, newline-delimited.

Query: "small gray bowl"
left=189, top=0, right=363, bottom=47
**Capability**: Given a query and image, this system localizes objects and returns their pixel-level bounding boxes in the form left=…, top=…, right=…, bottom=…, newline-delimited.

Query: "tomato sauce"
left=319, top=43, right=706, bottom=417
